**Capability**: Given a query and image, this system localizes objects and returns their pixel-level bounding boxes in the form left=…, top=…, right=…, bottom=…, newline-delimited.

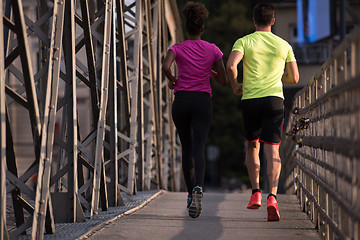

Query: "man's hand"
left=282, top=61, right=299, bottom=84
left=232, top=82, right=243, bottom=96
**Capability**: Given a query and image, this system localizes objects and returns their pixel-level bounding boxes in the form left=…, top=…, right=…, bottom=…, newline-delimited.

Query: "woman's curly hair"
left=182, top=2, right=209, bottom=36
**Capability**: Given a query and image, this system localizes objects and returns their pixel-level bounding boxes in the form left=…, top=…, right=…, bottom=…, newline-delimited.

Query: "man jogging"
left=226, top=2, right=299, bottom=221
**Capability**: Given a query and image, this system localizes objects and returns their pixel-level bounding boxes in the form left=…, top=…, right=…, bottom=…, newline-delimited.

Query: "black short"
left=241, top=96, right=284, bottom=145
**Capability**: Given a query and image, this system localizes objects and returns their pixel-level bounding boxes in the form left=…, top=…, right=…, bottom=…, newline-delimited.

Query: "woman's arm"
left=211, top=58, right=228, bottom=86
left=162, top=49, right=177, bottom=89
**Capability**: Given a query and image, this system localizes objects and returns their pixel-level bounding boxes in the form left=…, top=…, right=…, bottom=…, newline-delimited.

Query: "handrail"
left=281, top=26, right=360, bottom=240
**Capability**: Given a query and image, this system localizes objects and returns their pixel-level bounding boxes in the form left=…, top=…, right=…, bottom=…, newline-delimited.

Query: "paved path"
left=85, top=191, right=321, bottom=240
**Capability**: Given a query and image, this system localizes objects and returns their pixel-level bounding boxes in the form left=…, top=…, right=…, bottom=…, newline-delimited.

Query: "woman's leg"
left=172, top=95, right=194, bottom=194
left=191, top=93, right=212, bottom=187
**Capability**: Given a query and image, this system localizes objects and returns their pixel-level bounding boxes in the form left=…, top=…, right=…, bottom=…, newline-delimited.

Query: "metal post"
left=145, top=0, right=162, bottom=190
left=0, top=1, right=10, bottom=238
left=107, top=1, right=120, bottom=207
left=91, top=0, right=113, bottom=217
left=38, top=0, right=49, bottom=115
left=136, top=0, right=145, bottom=192
left=62, top=0, right=81, bottom=223
left=114, top=0, right=134, bottom=197
left=127, top=0, right=143, bottom=195
left=31, top=0, right=66, bottom=236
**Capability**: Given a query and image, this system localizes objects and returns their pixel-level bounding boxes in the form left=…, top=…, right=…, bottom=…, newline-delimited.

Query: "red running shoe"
left=247, top=192, right=261, bottom=209
left=267, top=195, right=280, bottom=221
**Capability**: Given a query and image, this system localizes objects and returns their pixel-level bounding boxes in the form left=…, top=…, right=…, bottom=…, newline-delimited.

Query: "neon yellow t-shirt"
left=232, top=31, right=296, bottom=100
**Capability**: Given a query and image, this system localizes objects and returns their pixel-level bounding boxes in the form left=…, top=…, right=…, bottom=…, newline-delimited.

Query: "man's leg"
left=246, top=140, right=262, bottom=209
left=246, top=140, right=261, bottom=190
left=264, top=143, right=281, bottom=221
left=263, top=143, right=281, bottom=195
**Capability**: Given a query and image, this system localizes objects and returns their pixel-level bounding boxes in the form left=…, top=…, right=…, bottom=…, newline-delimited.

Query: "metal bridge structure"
left=0, top=0, right=183, bottom=239
left=0, top=0, right=360, bottom=240
left=281, top=26, right=360, bottom=240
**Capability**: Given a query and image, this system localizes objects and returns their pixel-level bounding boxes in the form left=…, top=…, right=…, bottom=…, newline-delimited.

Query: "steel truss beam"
left=1, top=0, right=182, bottom=238
left=0, top=2, right=10, bottom=239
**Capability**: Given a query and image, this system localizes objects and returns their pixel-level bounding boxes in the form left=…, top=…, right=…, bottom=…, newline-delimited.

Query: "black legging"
left=172, top=91, right=212, bottom=195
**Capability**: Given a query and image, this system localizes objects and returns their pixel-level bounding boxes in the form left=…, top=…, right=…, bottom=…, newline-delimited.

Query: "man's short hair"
left=253, top=3, right=275, bottom=27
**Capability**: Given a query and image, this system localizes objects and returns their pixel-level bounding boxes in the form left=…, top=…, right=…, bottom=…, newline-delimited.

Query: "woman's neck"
left=188, top=34, right=201, bottom=40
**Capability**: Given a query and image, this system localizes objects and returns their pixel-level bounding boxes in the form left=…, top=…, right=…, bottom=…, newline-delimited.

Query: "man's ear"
left=271, top=18, right=275, bottom=26
left=200, top=25, right=204, bottom=33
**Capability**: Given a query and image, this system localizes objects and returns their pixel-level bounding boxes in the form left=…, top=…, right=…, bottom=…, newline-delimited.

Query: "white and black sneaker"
left=188, top=186, right=203, bottom=218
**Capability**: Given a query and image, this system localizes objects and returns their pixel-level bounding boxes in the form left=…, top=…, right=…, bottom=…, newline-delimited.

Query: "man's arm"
left=282, top=61, right=299, bottom=84
left=226, top=51, right=243, bottom=95
left=211, top=58, right=228, bottom=86
left=162, top=50, right=177, bottom=89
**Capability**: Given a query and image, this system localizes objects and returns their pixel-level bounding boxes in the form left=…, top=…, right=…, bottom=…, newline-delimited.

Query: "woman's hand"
left=212, top=59, right=227, bottom=86
left=168, top=80, right=176, bottom=90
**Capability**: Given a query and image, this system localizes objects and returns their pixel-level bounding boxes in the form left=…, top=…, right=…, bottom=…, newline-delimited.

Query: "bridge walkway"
left=84, top=191, right=320, bottom=240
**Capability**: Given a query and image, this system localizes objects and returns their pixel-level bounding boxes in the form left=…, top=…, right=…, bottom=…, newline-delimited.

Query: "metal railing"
left=0, top=0, right=183, bottom=239
left=281, top=26, right=360, bottom=240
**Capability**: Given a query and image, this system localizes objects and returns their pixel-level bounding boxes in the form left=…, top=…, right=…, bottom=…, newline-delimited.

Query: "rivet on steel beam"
left=307, top=210, right=311, bottom=215
left=338, top=65, right=344, bottom=72
left=307, top=201, right=311, bottom=206
left=49, top=105, right=54, bottom=109
left=320, top=220, right=325, bottom=226
left=318, top=85, right=323, bottom=90
left=53, top=57, right=59, bottom=61
left=54, top=47, right=59, bottom=51
left=44, top=158, right=50, bottom=162
left=321, top=232, right=326, bottom=237
left=39, top=211, right=44, bottom=215
left=57, top=1, right=63, bottom=4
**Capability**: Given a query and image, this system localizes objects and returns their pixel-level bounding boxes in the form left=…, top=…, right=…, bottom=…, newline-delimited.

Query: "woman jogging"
left=162, top=1, right=227, bottom=218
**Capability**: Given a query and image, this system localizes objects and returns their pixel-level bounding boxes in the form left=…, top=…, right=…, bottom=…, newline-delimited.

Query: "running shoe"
left=187, top=194, right=192, bottom=208
left=188, top=186, right=203, bottom=218
left=247, top=192, right=262, bottom=209
left=267, top=195, right=280, bottom=221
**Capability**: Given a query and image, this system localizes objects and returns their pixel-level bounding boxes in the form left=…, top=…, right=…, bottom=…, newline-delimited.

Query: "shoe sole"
left=247, top=203, right=261, bottom=209
left=267, top=205, right=280, bottom=221
left=189, top=191, right=202, bottom=218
